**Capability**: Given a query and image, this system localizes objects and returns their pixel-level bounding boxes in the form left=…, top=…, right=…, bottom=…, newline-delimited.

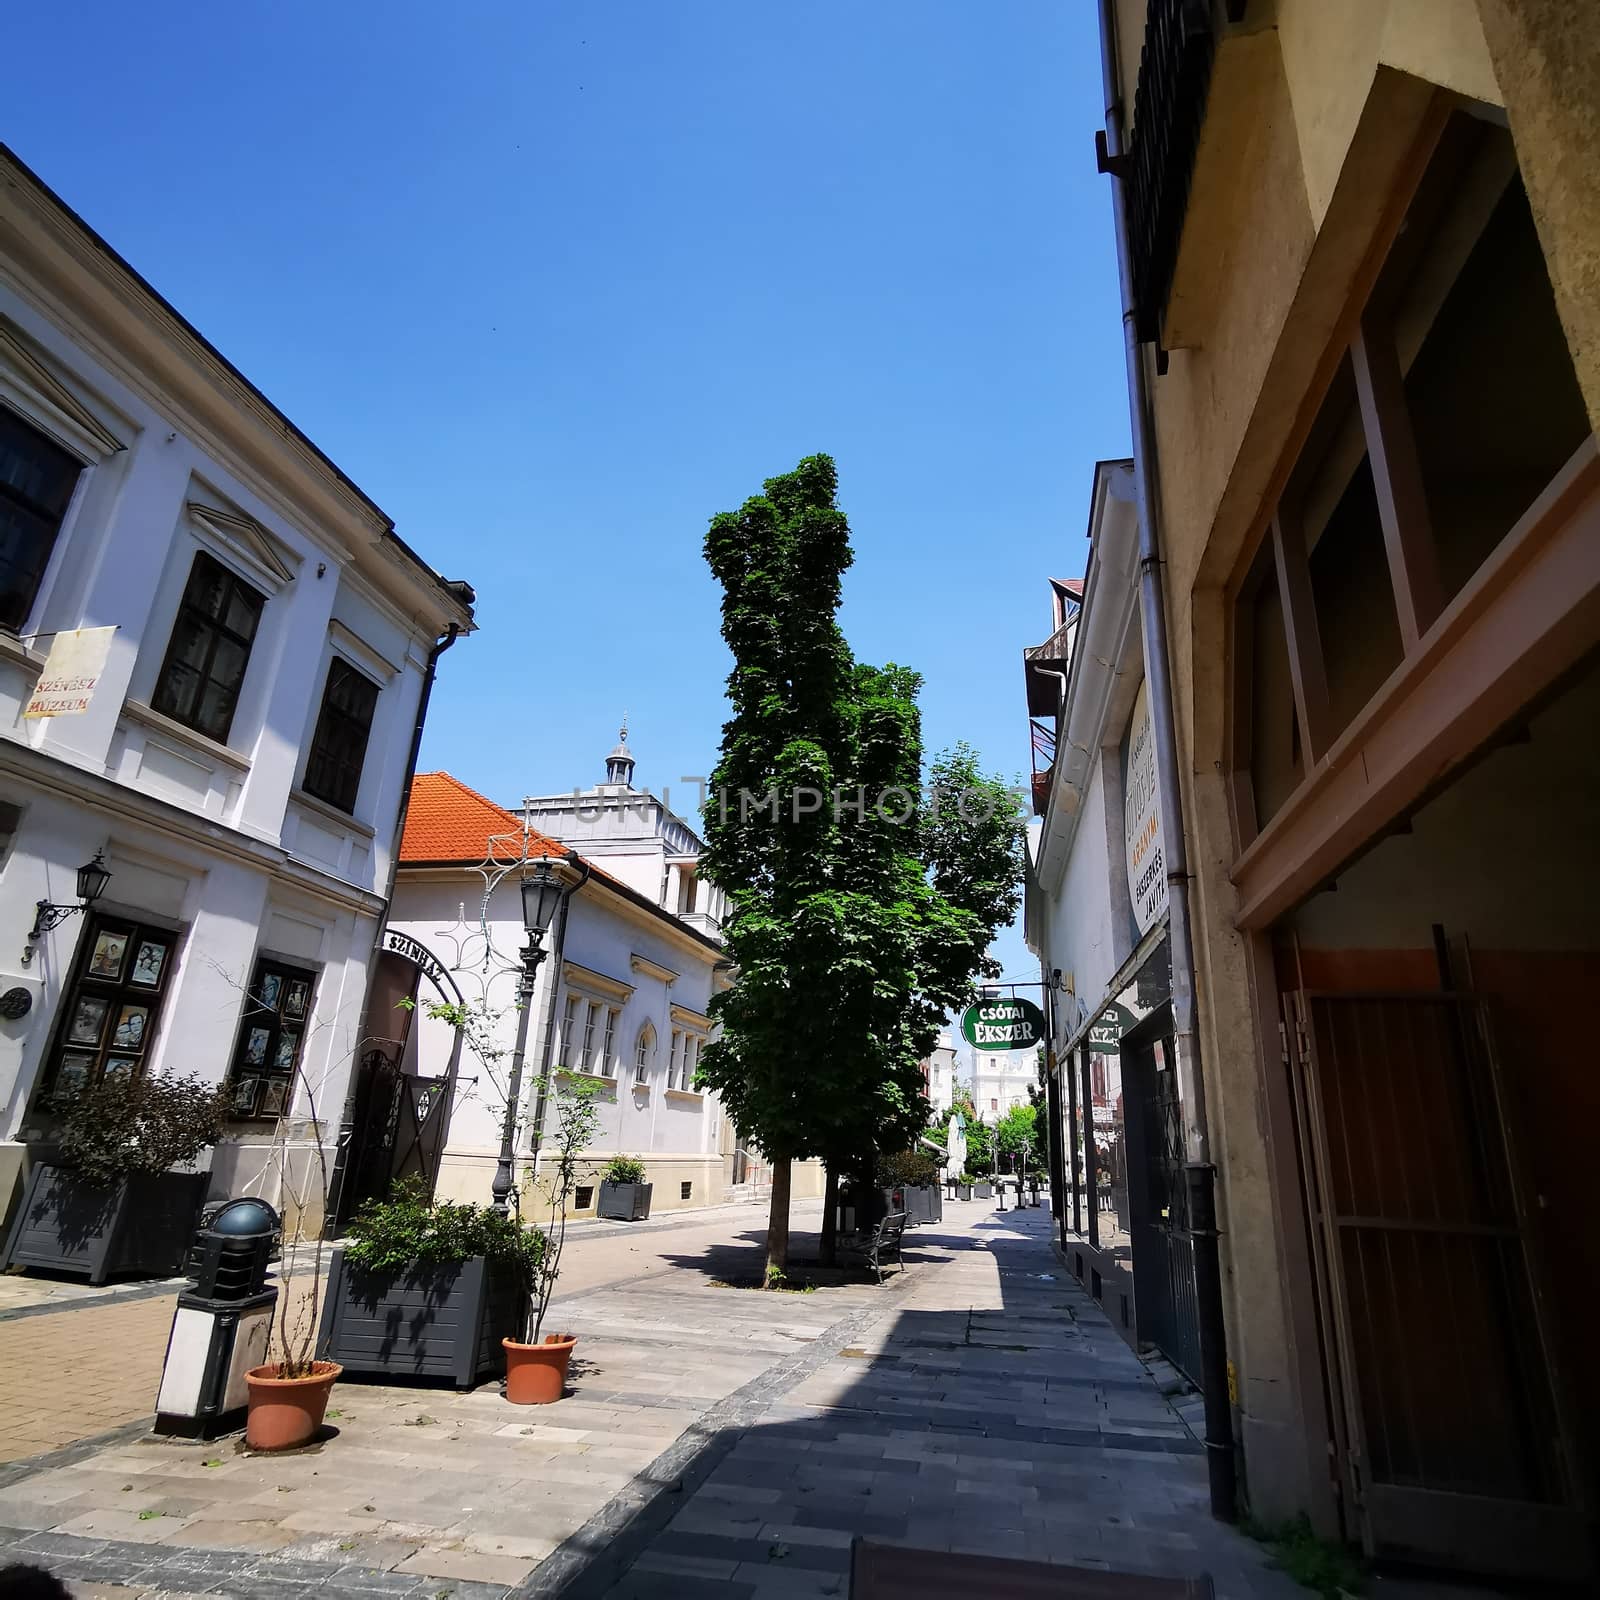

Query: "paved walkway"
left=0, top=1201, right=1316, bottom=1598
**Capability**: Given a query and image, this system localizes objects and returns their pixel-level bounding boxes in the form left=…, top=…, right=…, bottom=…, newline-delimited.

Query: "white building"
left=386, top=769, right=734, bottom=1214
left=922, top=1033, right=957, bottom=1118
left=970, top=1048, right=1037, bottom=1124
left=0, top=144, right=474, bottom=1232
left=518, top=724, right=728, bottom=940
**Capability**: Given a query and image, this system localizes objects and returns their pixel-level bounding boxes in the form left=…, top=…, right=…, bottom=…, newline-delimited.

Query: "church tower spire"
left=604, top=714, right=635, bottom=788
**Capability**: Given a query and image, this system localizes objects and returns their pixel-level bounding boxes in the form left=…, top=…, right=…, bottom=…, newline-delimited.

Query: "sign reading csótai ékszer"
left=961, top=996, right=1046, bottom=1051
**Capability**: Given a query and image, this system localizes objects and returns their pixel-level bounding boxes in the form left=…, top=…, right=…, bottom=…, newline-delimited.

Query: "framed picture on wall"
left=111, top=1006, right=150, bottom=1051
left=258, top=1079, right=289, bottom=1118
left=258, top=973, right=283, bottom=1011
left=67, top=997, right=110, bottom=1046
left=103, top=1057, right=137, bottom=1086
left=244, top=1026, right=270, bottom=1066
left=283, top=980, right=309, bottom=1020
left=88, top=930, right=130, bottom=981
left=230, top=1076, right=261, bottom=1116
left=272, top=1029, right=300, bottom=1072
left=129, top=940, right=167, bottom=988
left=52, top=1053, right=93, bottom=1102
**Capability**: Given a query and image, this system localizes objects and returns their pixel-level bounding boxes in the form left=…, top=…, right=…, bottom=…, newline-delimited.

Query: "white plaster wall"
left=0, top=241, right=459, bottom=1219
left=389, top=871, right=727, bottom=1211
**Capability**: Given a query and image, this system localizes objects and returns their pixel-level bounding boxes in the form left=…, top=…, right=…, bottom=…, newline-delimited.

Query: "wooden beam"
left=1351, top=321, right=1445, bottom=651
left=1230, top=441, right=1600, bottom=930
left=1271, top=510, right=1332, bottom=764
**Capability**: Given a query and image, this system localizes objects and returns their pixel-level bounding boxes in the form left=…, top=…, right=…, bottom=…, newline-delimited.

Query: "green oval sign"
left=961, top=996, right=1046, bottom=1051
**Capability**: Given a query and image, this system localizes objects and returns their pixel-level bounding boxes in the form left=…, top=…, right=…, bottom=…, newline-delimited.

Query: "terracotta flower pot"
left=503, top=1334, right=577, bottom=1404
left=244, top=1360, right=342, bottom=1451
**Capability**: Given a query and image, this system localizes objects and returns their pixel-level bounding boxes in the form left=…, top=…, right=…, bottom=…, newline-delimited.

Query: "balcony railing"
left=1023, top=615, right=1076, bottom=718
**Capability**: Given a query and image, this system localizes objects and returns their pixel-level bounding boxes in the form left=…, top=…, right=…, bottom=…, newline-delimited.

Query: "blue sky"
left=7, top=1, right=1129, bottom=983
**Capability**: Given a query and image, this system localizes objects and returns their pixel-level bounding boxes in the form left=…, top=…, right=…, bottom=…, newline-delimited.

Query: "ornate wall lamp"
left=22, top=850, right=112, bottom=967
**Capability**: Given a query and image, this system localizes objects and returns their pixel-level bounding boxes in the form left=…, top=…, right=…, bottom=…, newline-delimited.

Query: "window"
left=600, top=1007, right=618, bottom=1078
left=635, top=1023, right=655, bottom=1084
left=677, top=867, right=696, bottom=914
left=561, top=995, right=580, bottom=1066
left=226, top=958, right=316, bottom=1119
left=0, top=406, right=82, bottom=634
left=42, top=915, right=179, bottom=1105
left=0, top=798, right=22, bottom=872
left=153, top=551, right=265, bottom=742
left=668, top=1029, right=682, bottom=1088
left=581, top=1001, right=600, bottom=1072
left=1231, top=114, right=1591, bottom=836
left=990, top=1098, right=998, bottom=1112
left=303, top=657, right=380, bottom=813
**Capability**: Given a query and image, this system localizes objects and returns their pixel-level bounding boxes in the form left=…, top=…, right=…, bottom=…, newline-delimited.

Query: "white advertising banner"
left=1123, top=678, right=1168, bottom=935
left=23, top=626, right=116, bottom=719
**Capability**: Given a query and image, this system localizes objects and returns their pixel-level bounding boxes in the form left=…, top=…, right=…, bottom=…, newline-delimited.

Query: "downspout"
left=328, top=615, right=464, bottom=1223
left=1095, top=0, right=1236, bottom=1521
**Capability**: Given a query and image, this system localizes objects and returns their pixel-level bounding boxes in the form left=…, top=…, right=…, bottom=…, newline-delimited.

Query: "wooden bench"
left=840, top=1211, right=907, bottom=1283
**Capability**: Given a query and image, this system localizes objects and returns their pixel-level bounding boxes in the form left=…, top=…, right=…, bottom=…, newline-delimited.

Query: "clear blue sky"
left=7, top=1, right=1129, bottom=983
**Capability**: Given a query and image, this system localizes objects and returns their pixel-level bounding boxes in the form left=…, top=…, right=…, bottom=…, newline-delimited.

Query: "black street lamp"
left=23, top=850, right=112, bottom=966
left=492, top=853, right=582, bottom=1213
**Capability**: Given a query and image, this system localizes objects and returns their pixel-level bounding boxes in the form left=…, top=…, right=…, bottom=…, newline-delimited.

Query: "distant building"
left=970, top=1048, right=1034, bottom=1124
left=920, top=1033, right=957, bottom=1117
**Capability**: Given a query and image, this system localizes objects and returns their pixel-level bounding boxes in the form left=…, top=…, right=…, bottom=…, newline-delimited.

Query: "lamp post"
left=491, top=854, right=581, bottom=1214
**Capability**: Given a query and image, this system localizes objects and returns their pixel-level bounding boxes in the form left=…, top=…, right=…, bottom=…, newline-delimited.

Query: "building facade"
left=385, top=770, right=735, bottom=1216
left=1030, top=2, right=1600, bottom=1580
left=920, top=1034, right=957, bottom=1118
left=968, top=1047, right=1036, bottom=1125
left=0, top=145, right=474, bottom=1234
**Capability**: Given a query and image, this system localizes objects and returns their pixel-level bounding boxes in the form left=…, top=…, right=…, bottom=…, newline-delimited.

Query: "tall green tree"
left=697, top=455, right=1024, bottom=1273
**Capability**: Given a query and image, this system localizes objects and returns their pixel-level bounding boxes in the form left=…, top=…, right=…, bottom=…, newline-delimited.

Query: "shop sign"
left=961, top=996, right=1046, bottom=1051
left=1087, top=1001, right=1135, bottom=1056
left=23, top=626, right=116, bottom=718
left=1123, top=679, right=1168, bottom=935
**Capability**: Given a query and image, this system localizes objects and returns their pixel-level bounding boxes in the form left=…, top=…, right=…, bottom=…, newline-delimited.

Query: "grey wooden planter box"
left=1, top=1163, right=208, bottom=1285
left=973, top=1180, right=994, bottom=1199
left=597, top=1180, right=652, bottom=1221
left=882, top=1185, right=942, bottom=1225
left=957, top=1183, right=973, bottom=1201
left=316, top=1248, right=527, bottom=1389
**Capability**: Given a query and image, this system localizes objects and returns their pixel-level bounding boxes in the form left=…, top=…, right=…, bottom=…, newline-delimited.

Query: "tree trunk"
left=819, top=1164, right=839, bottom=1266
left=765, top=1156, right=791, bottom=1277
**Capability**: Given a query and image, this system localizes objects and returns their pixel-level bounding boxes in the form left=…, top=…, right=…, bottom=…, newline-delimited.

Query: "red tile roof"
left=399, top=772, right=567, bottom=865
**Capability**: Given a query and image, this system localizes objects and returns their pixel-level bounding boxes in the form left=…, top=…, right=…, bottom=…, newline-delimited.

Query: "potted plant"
left=879, top=1149, right=942, bottom=1225
left=956, top=1172, right=974, bottom=1202
left=503, top=1076, right=602, bottom=1404
left=243, top=1028, right=342, bottom=1451
left=3, top=1071, right=228, bottom=1284
left=316, top=1178, right=543, bottom=1388
left=597, top=1153, right=652, bottom=1221
left=973, top=1173, right=994, bottom=1200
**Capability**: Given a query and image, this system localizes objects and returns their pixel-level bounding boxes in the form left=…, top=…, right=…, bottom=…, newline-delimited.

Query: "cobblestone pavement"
left=0, top=1201, right=1393, bottom=1599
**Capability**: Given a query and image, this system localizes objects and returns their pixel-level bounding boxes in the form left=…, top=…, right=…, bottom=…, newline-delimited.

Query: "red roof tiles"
left=399, top=772, right=567, bottom=865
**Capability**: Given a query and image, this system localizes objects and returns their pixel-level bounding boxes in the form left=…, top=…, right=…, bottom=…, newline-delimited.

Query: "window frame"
left=225, top=956, right=318, bottom=1122
left=634, top=1022, right=654, bottom=1084
left=152, top=549, right=266, bottom=743
left=39, top=914, right=181, bottom=1107
left=302, top=654, right=381, bottom=814
left=0, top=404, right=84, bottom=636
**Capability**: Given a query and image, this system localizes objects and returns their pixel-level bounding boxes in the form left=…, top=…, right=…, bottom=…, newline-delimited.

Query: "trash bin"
left=155, top=1198, right=279, bottom=1438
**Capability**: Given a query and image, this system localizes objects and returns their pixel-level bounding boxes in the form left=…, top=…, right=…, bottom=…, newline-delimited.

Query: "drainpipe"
left=1096, top=0, right=1236, bottom=1521
left=327, top=612, right=465, bottom=1222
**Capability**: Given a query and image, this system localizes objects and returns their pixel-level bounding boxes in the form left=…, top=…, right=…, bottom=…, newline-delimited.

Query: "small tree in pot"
left=2, top=1072, right=228, bottom=1284
left=597, top=1153, right=651, bottom=1221
left=503, top=1076, right=602, bottom=1404
left=318, top=1178, right=545, bottom=1388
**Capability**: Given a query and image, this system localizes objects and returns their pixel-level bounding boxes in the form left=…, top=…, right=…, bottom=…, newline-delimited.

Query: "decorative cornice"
left=187, top=500, right=299, bottom=590
left=561, top=961, right=634, bottom=1003
left=0, top=315, right=125, bottom=456
left=669, top=1002, right=712, bottom=1032
left=629, top=952, right=678, bottom=985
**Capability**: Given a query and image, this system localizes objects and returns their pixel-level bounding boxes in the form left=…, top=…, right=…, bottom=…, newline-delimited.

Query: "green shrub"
left=1241, top=1514, right=1364, bottom=1599
left=57, top=1071, right=230, bottom=1186
left=879, top=1149, right=939, bottom=1187
left=602, top=1154, right=647, bottom=1185
left=344, top=1177, right=544, bottom=1278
